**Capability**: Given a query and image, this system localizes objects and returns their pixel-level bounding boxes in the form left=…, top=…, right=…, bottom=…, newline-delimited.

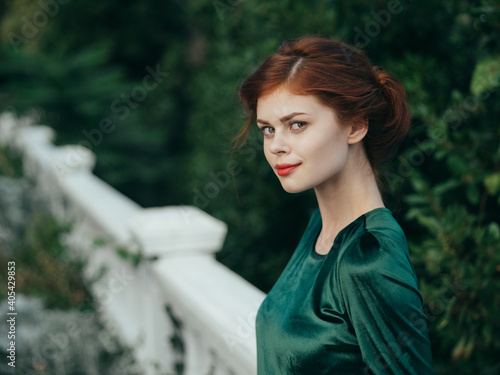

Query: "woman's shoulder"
left=337, top=208, right=416, bottom=280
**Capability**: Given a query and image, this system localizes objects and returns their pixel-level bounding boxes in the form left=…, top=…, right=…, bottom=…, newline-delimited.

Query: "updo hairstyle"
left=235, top=35, right=411, bottom=179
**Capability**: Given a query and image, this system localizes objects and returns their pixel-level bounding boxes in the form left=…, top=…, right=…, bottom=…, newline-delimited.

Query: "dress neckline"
left=309, top=207, right=391, bottom=260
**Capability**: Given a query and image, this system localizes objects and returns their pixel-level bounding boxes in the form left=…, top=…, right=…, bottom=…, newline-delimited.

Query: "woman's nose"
left=268, top=130, right=290, bottom=155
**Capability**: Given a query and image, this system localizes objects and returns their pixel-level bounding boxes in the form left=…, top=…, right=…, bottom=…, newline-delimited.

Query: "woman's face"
left=256, top=88, right=358, bottom=193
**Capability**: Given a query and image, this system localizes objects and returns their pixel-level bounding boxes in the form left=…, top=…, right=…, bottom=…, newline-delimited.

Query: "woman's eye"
left=261, top=126, right=274, bottom=135
left=290, top=121, right=306, bottom=130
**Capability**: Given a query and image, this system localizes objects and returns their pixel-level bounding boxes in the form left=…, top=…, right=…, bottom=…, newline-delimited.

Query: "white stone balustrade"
left=0, top=112, right=265, bottom=375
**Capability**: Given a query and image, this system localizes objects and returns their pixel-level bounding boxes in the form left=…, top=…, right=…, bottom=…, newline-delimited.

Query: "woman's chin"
left=280, top=181, right=310, bottom=194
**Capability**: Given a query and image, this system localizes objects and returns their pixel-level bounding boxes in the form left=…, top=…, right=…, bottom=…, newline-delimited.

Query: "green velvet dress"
left=256, top=207, right=434, bottom=374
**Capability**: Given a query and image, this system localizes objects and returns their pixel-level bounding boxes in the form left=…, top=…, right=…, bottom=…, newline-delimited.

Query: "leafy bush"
left=0, top=148, right=90, bottom=309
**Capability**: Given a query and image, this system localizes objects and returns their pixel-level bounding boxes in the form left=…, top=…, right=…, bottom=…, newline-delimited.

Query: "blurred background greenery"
left=0, top=0, right=499, bottom=373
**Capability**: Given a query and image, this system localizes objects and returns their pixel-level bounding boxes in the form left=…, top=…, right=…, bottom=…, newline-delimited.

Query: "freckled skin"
left=256, top=89, right=353, bottom=194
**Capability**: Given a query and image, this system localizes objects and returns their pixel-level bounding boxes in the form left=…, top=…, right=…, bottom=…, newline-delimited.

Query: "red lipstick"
left=275, top=163, right=301, bottom=176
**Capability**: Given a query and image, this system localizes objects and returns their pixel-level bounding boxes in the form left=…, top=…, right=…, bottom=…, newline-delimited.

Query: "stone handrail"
left=0, top=112, right=265, bottom=375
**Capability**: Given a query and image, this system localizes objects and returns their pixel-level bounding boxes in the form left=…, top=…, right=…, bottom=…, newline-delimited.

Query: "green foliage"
left=0, top=146, right=90, bottom=309
left=116, top=246, right=142, bottom=268
left=165, top=304, right=185, bottom=375
left=0, top=146, right=23, bottom=177
left=0, top=0, right=499, bottom=373
left=0, top=206, right=91, bottom=310
left=0, top=148, right=90, bottom=309
left=400, top=37, right=500, bottom=374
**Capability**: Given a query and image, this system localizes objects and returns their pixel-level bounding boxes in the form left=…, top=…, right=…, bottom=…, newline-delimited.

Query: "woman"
left=234, top=36, right=434, bottom=374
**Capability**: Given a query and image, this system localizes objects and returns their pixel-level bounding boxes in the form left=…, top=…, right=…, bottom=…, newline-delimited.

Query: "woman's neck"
left=313, top=147, right=384, bottom=254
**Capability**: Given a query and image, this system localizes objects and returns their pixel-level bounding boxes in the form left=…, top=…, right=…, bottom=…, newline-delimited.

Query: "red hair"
left=235, top=35, right=410, bottom=174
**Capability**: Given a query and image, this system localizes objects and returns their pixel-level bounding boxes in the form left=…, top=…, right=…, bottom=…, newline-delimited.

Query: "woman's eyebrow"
left=256, top=112, right=309, bottom=125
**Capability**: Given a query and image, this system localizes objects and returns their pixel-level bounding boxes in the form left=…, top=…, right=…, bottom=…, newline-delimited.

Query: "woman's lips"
left=275, top=163, right=301, bottom=176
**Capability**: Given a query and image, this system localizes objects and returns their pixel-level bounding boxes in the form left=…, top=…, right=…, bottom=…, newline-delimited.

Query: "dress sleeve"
left=338, top=231, right=434, bottom=375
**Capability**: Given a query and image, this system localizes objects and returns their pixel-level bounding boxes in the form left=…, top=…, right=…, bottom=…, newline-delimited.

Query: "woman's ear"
left=347, top=119, right=368, bottom=145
